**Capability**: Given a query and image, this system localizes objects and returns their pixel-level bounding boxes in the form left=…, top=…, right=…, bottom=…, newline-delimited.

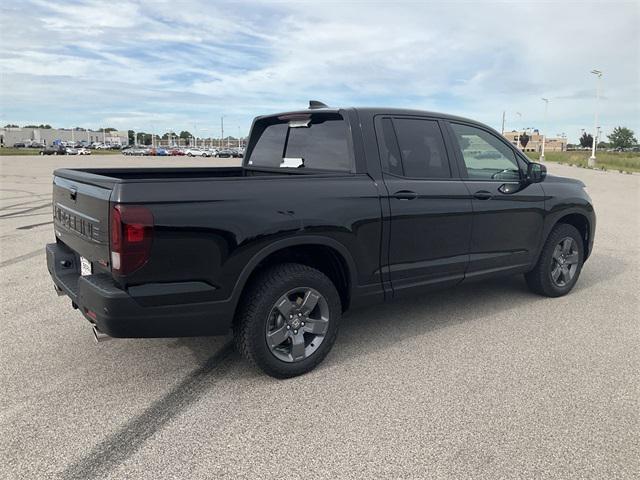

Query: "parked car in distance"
left=77, top=147, right=91, bottom=155
left=148, top=148, right=169, bottom=156
left=185, top=148, right=207, bottom=157
left=215, top=148, right=234, bottom=158
left=46, top=103, right=596, bottom=378
left=65, top=147, right=78, bottom=155
left=40, top=145, right=67, bottom=155
left=122, top=146, right=148, bottom=156
left=13, top=142, right=27, bottom=148
left=169, top=148, right=185, bottom=156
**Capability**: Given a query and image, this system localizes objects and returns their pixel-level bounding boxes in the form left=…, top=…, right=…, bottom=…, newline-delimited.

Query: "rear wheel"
left=525, top=223, right=584, bottom=297
left=234, top=263, right=341, bottom=378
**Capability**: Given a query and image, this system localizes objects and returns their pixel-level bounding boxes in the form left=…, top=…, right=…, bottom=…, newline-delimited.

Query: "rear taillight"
left=110, top=204, right=153, bottom=275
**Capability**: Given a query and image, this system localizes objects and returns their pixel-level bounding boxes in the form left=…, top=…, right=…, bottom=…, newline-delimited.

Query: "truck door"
left=445, top=121, right=545, bottom=279
left=375, top=116, right=473, bottom=298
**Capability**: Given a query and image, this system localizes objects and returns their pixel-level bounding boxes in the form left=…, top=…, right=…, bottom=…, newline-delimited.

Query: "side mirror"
left=526, top=162, right=547, bottom=183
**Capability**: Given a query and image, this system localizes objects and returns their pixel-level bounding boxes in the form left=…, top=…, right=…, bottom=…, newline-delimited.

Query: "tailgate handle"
left=69, top=187, right=77, bottom=201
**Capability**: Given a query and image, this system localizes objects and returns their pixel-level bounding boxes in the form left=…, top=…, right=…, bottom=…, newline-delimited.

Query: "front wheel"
left=234, top=263, right=341, bottom=378
left=525, top=223, right=584, bottom=297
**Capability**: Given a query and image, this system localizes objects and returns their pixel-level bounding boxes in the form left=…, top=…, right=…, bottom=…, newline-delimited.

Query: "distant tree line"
left=578, top=126, right=637, bottom=149
left=4, top=124, right=52, bottom=129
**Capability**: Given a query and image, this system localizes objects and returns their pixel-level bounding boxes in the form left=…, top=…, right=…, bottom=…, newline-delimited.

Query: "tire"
left=234, top=263, right=342, bottom=378
left=525, top=223, right=584, bottom=297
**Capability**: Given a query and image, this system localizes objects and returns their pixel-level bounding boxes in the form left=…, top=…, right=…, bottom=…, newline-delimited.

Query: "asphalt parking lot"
left=1, top=155, right=638, bottom=479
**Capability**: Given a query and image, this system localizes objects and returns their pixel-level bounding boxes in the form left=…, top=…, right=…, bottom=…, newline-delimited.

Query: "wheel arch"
left=230, top=236, right=357, bottom=317
left=548, top=211, right=592, bottom=260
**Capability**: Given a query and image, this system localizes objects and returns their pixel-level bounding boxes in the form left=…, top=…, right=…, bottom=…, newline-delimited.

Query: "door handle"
left=473, top=190, right=492, bottom=200
left=393, top=190, right=418, bottom=200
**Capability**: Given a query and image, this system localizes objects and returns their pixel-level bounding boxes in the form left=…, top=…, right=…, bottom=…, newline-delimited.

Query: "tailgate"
left=53, top=175, right=112, bottom=266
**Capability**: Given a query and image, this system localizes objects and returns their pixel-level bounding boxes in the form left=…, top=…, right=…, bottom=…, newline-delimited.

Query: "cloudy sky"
left=1, top=0, right=638, bottom=141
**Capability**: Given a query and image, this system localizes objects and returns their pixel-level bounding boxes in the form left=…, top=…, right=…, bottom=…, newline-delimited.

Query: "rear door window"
left=375, top=117, right=452, bottom=178
left=247, top=113, right=351, bottom=171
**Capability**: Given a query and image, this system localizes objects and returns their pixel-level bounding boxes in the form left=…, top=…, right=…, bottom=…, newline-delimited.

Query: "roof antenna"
left=309, top=100, right=329, bottom=109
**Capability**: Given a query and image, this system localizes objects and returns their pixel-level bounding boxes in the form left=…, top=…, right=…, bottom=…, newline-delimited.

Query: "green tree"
left=4, top=124, right=19, bottom=128
left=128, top=130, right=135, bottom=144
left=519, top=132, right=530, bottom=148
left=139, top=133, right=152, bottom=145
left=579, top=132, right=593, bottom=148
left=607, top=126, right=637, bottom=149
left=179, top=131, right=193, bottom=145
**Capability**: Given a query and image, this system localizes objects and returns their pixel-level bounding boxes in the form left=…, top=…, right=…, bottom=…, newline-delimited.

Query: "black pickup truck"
left=47, top=103, right=595, bottom=377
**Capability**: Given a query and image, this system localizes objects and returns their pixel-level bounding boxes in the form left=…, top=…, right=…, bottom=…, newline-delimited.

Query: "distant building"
left=0, top=127, right=129, bottom=147
left=502, top=130, right=566, bottom=153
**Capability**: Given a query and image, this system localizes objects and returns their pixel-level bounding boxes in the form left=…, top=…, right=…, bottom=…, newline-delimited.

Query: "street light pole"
left=540, top=98, right=549, bottom=161
left=220, top=116, right=225, bottom=149
left=515, top=112, right=522, bottom=150
left=588, top=69, right=602, bottom=167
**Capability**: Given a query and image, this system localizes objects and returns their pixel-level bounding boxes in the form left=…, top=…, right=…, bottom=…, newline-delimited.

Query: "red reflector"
left=125, top=224, right=145, bottom=243
left=85, top=308, right=97, bottom=320
left=110, top=204, right=154, bottom=275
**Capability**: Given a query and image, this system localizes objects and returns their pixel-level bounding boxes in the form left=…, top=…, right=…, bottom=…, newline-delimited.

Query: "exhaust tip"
left=92, top=325, right=112, bottom=343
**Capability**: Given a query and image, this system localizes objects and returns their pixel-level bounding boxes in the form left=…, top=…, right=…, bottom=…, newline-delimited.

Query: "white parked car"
left=185, top=148, right=206, bottom=157
left=77, top=147, right=91, bottom=155
left=65, top=147, right=78, bottom=155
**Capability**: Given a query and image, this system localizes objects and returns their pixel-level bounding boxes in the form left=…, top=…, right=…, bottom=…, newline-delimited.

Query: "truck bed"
left=54, top=166, right=246, bottom=185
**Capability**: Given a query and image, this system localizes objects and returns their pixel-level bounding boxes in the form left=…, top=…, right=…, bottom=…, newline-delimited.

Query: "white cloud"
left=0, top=0, right=638, bottom=141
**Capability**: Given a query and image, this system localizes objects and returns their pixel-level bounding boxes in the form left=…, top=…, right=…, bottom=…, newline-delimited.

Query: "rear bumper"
left=46, top=242, right=234, bottom=338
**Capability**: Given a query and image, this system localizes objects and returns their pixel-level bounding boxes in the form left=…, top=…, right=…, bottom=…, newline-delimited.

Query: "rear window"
left=246, top=113, right=351, bottom=171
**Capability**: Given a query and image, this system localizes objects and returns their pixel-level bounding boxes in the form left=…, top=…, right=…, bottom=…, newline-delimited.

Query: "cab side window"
left=376, top=117, right=451, bottom=178
left=450, top=123, right=521, bottom=181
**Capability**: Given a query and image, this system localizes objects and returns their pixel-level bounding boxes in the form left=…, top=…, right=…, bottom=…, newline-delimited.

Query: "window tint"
left=450, top=123, right=521, bottom=180
left=247, top=114, right=351, bottom=171
left=376, top=117, right=403, bottom=176
left=393, top=118, right=451, bottom=178
left=246, top=123, right=286, bottom=166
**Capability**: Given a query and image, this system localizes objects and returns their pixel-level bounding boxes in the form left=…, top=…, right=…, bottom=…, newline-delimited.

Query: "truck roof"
left=254, top=106, right=486, bottom=129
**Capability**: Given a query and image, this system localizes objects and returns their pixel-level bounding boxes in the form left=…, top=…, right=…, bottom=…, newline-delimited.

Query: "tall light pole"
left=515, top=112, right=522, bottom=150
left=588, top=69, right=602, bottom=167
left=540, top=98, right=549, bottom=161
left=220, top=116, right=225, bottom=149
